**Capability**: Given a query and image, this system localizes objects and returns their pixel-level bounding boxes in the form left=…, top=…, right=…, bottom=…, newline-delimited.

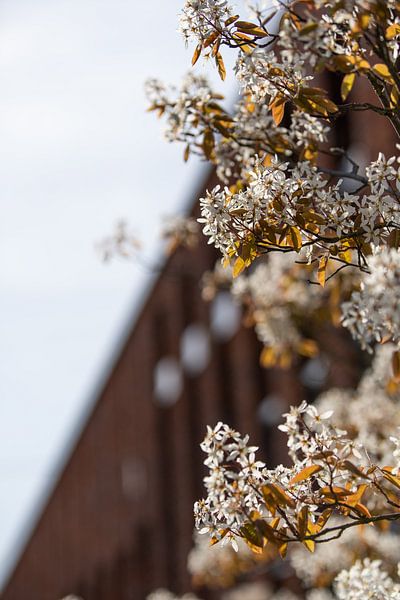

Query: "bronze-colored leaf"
left=215, top=52, right=226, bottom=81
left=317, top=255, right=328, bottom=287
left=204, top=30, right=219, bottom=48
left=290, top=226, right=302, bottom=251
left=372, top=63, right=394, bottom=83
left=392, top=350, right=400, bottom=382
left=341, top=73, right=356, bottom=101
left=183, top=144, right=190, bottom=162
left=386, top=23, right=400, bottom=40
left=202, top=128, right=215, bottom=160
left=235, top=20, right=259, bottom=29
left=233, top=256, right=246, bottom=278
left=191, top=44, right=202, bottom=66
left=225, top=14, right=239, bottom=26
left=262, top=483, right=295, bottom=508
left=289, top=464, right=323, bottom=486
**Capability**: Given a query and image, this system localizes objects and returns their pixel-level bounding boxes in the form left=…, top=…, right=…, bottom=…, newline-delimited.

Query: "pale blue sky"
left=0, top=0, right=239, bottom=587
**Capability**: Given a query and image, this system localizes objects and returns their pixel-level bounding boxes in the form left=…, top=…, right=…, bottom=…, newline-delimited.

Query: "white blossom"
left=145, top=74, right=214, bottom=144
left=291, top=520, right=400, bottom=587
left=187, top=531, right=260, bottom=586
left=342, top=249, right=400, bottom=352
left=161, top=215, right=199, bottom=250
left=179, top=0, right=233, bottom=44
left=231, top=253, right=320, bottom=351
left=334, top=559, right=400, bottom=600
left=390, top=432, right=400, bottom=476
left=235, top=46, right=312, bottom=103
left=195, top=403, right=371, bottom=545
left=315, top=345, right=400, bottom=466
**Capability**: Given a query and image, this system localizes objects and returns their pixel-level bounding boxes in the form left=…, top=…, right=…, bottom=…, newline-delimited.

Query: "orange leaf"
left=270, top=96, right=286, bottom=125
left=290, top=226, right=302, bottom=251
left=317, top=255, right=328, bottom=287
left=262, top=483, right=295, bottom=508
left=383, top=471, right=400, bottom=490
left=289, top=464, right=323, bottom=486
left=392, top=350, right=400, bottom=382
left=215, top=52, right=226, bottom=81
left=341, top=73, right=355, bottom=101
left=372, top=63, right=394, bottom=83
left=386, top=23, right=400, bottom=40
left=191, top=44, right=202, bottom=66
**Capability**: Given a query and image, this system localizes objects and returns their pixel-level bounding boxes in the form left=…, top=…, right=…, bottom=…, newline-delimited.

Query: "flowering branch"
left=195, top=402, right=400, bottom=557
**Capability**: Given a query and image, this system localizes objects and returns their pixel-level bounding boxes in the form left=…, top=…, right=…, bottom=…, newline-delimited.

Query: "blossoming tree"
left=146, top=1, right=400, bottom=598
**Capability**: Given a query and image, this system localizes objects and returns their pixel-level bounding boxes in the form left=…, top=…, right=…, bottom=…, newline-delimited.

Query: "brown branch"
left=282, top=512, right=400, bottom=545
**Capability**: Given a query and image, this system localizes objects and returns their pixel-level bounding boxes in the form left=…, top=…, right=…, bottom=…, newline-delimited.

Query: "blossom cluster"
left=231, top=254, right=320, bottom=358
left=187, top=532, right=271, bottom=588
left=235, top=47, right=312, bottom=104
left=277, top=400, right=362, bottom=467
left=179, top=0, right=233, bottom=45
left=274, top=2, right=373, bottom=71
left=201, top=150, right=400, bottom=258
left=216, top=100, right=329, bottom=183
left=145, top=74, right=215, bottom=145
left=161, top=216, right=199, bottom=253
left=148, top=560, right=400, bottom=600
left=314, top=345, right=400, bottom=463
left=194, top=402, right=383, bottom=551
left=342, top=249, right=400, bottom=352
left=191, top=400, right=400, bottom=600
left=335, top=558, right=400, bottom=600
left=282, top=346, right=400, bottom=588
left=194, top=421, right=266, bottom=548
left=291, top=519, right=400, bottom=588
left=97, top=220, right=141, bottom=262
left=146, top=71, right=329, bottom=184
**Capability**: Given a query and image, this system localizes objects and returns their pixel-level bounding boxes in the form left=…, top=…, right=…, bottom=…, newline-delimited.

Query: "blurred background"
left=0, top=0, right=237, bottom=593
